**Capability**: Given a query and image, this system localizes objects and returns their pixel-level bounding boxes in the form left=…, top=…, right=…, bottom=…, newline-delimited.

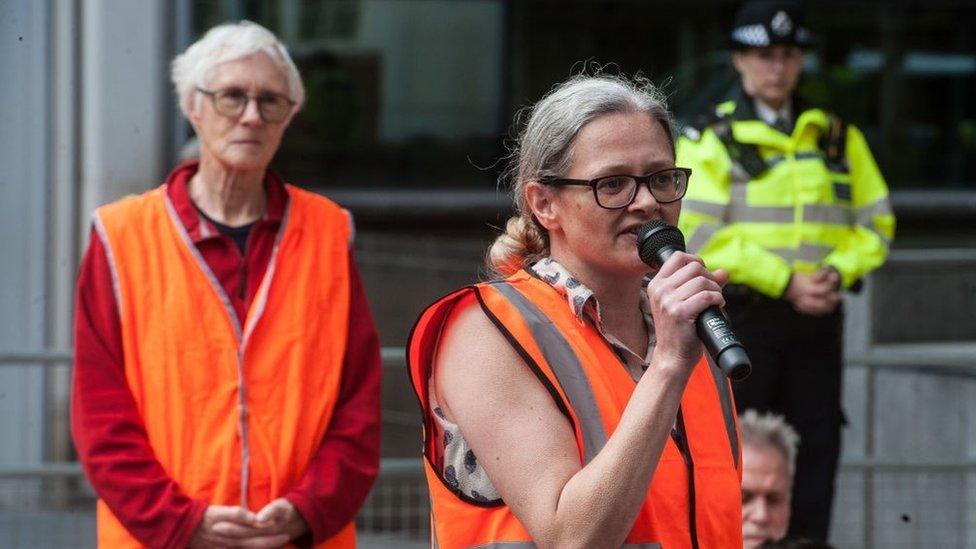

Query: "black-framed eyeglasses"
left=543, top=167, right=692, bottom=209
left=196, top=87, right=296, bottom=123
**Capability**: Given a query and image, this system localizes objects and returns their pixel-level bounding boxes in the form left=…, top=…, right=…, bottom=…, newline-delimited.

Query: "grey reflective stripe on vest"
left=682, top=199, right=726, bottom=221
left=803, top=204, right=852, bottom=225
left=163, top=194, right=244, bottom=340
left=728, top=203, right=795, bottom=223
left=468, top=541, right=661, bottom=549
left=768, top=243, right=834, bottom=264
left=491, top=282, right=608, bottom=465
left=760, top=151, right=823, bottom=171
left=705, top=356, right=740, bottom=470
left=164, top=192, right=254, bottom=506
left=728, top=183, right=794, bottom=223
left=858, top=198, right=894, bottom=247
left=856, top=198, right=894, bottom=241
left=92, top=213, right=123, bottom=310
left=687, top=223, right=719, bottom=254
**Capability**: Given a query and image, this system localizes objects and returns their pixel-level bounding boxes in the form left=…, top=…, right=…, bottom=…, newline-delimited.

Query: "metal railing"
left=0, top=347, right=430, bottom=541
left=4, top=332, right=976, bottom=546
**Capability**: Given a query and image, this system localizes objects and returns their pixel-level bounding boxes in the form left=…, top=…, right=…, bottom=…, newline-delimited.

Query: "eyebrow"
left=212, top=84, right=289, bottom=97
left=583, top=159, right=674, bottom=179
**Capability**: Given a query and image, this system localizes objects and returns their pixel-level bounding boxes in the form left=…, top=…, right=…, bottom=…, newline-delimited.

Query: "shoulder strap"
left=712, top=117, right=768, bottom=179
left=684, top=103, right=768, bottom=179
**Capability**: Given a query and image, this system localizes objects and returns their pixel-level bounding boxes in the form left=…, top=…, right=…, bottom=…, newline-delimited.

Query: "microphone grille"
left=637, top=220, right=686, bottom=266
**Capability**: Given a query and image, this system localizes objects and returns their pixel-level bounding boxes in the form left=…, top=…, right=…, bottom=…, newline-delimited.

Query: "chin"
left=743, top=535, right=769, bottom=549
left=606, top=254, right=652, bottom=279
left=219, top=154, right=271, bottom=172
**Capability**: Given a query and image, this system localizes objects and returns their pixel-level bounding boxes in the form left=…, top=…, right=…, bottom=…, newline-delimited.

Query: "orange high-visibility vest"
left=408, top=270, right=743, bottom=549
left=92, top=184, right=356, bottom=548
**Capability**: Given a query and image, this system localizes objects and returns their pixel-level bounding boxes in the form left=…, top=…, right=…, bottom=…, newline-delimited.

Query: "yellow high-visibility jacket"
left=677, top=98, right=895, bottom=297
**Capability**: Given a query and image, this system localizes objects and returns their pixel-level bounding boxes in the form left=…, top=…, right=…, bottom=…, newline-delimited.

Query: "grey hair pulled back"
left=486, top=72, right=675, bottom=278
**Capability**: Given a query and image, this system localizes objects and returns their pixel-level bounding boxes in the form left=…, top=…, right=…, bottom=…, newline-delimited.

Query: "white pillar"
left=80, top=0, right=172, bottom=218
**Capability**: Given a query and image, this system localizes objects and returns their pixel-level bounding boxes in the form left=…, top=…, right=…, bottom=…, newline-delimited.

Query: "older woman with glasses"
left=71, top=21, right=380, bottom=549
left=408, top=74, right=743, bottom=549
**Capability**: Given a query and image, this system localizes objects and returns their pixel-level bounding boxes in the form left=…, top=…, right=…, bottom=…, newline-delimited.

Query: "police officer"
left=676, top=0, right=895, bottom=541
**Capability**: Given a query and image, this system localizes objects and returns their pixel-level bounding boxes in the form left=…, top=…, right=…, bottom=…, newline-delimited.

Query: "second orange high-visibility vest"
left=408, top=269, right=743, bottom=548
left=92, top=184, right=355, bottom=548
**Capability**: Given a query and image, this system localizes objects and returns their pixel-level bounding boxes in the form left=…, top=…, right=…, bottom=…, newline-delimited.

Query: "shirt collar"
left=529, top=258, right=657, bottom=370
left=753, top=97, right=793, bottom=126
left=529, top=257, right=653, bottom=328
left=164, top=160, right=289, bottom=243
left=531, top=257, right=601, bottom=324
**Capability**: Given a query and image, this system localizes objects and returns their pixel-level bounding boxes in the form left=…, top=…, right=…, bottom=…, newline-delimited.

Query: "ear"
left=184, top=92, right=204, bottom=133
left=524, top=181, right=560, bottom=232
left=731, top=51, right=745, bottom=75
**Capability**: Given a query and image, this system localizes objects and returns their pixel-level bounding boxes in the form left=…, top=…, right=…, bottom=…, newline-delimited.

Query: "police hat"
left=730, top=0, right=814, bottom=50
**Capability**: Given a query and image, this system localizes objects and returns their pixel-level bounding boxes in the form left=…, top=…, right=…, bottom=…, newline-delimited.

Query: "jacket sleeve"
left=71, top=228, right=208, bottom=549
left=677, top=131, right=793, bottom=298
left=284, top=253, right=382, bottom=544
left=821, top=124, right=896, bottom=288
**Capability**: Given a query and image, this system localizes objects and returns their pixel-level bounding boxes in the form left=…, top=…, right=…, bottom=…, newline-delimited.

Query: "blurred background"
left=1, top=0, right=975, bottom=547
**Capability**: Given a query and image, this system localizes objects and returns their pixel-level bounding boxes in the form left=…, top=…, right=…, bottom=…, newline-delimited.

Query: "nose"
left=239, top=98, right=263, bottom=125
left=628, top=180, right=661, bottom=215
left=745, top=497, right=770, bottom=524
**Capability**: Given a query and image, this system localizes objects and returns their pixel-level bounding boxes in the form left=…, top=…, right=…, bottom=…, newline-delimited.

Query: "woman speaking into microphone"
left=408, top=73, right=743, bottom=548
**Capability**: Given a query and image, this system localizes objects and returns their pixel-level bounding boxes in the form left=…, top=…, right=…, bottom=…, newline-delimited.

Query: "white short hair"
left=170, top=20, right=305, bottom=118
left=740, top=408, right=801, bottom=479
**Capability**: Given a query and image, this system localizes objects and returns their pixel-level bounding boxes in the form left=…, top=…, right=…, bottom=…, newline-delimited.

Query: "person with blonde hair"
left=408, top=73, right=743, bottom=548
left=72, top=21, right=380, bottom=548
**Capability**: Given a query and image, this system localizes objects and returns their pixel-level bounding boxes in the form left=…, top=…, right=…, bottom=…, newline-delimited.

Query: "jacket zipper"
left=671, top=408, right=699, bottom=549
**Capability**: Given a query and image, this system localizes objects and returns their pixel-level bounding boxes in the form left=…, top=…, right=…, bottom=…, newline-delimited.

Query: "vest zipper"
left=671, top=408, right=699, bottom=549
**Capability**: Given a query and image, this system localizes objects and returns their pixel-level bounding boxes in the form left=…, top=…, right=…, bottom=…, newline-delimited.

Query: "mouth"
left=232, top=139, right=262, bottom=146
left=619, top=223, right=645, bottom=238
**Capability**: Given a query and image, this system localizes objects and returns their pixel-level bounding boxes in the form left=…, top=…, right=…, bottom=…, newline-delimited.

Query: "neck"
left=755, top=95, right=789, bottom=113
left=550, top=251, right=646, bottom=333
left=189, top=154, right=267, bottom=226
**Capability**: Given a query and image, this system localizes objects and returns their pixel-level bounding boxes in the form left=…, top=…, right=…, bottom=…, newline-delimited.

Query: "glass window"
left=190, top=0, right=976, bottom=190
left=192, top=0, right=507, bottom=189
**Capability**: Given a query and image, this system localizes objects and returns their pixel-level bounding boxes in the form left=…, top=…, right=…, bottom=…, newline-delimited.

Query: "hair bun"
left=486, top=215, right=548, bottom=278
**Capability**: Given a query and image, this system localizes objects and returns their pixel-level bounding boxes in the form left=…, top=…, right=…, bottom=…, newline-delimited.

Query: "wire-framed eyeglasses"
left=196, top=87, right=296, bottom=123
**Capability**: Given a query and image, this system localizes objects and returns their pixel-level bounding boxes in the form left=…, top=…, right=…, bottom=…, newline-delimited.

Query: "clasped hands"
left=190, top=497, right=307, bottom=548
left=784, top=267, right=842, bottom=316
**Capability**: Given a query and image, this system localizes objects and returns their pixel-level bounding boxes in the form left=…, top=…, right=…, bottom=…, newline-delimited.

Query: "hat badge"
left=771, top=10, right=793, bottom=36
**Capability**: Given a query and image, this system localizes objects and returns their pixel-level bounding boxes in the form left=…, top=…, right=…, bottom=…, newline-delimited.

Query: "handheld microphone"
left=636, top=220, right=752, bottom=381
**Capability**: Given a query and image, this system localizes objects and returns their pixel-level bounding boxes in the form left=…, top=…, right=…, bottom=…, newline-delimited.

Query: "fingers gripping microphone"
left=637, top=220, right=752, bottom=381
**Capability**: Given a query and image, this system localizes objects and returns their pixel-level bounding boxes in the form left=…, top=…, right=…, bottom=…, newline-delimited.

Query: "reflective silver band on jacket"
left=491, top=282, right=609, bottom=465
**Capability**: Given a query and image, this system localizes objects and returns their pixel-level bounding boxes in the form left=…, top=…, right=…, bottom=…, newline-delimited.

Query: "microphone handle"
left=696, top=307, right=752, bottom=381
left=654, top=246, right=752, bottom=381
